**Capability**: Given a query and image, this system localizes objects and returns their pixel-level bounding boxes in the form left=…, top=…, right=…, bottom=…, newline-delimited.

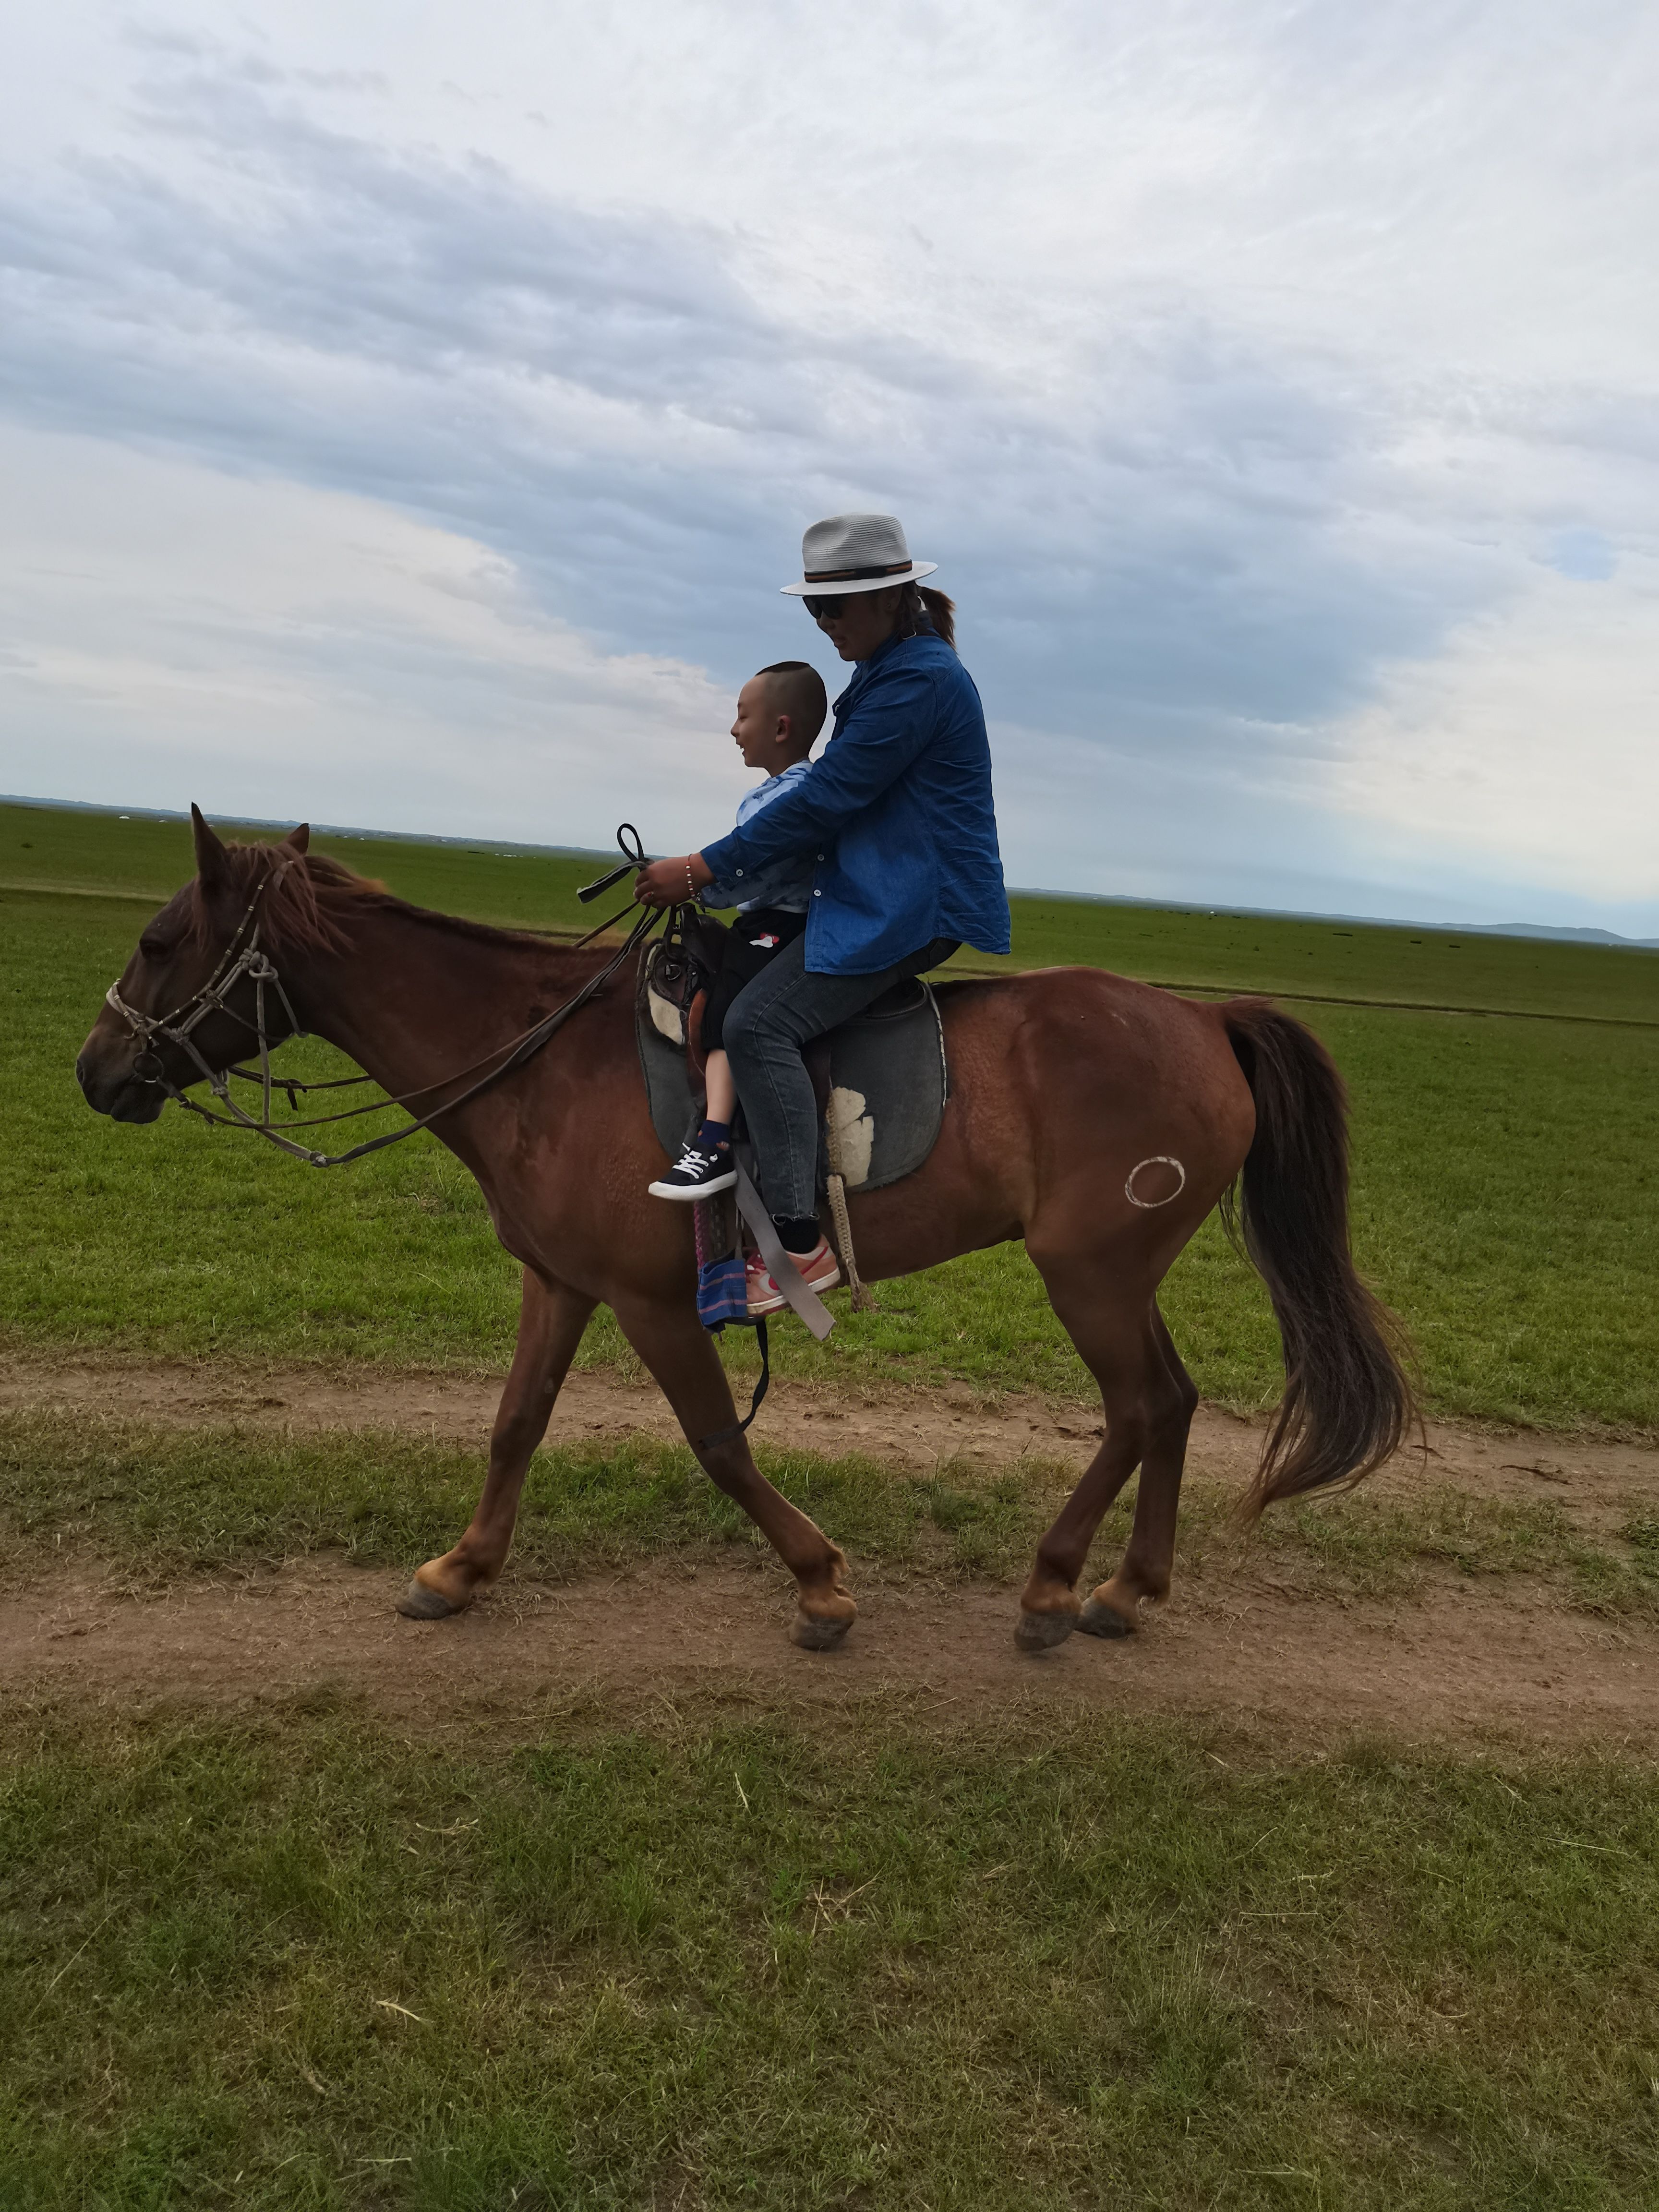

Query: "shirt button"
left=817, top=851, right=825, bottom=860
left=813, top=889, right=822, bottom=897
left=734, top=868, right=744, bottom=877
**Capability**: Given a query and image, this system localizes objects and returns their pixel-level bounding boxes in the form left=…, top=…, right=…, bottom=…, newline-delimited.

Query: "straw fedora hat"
left=780, top=513, right=938, bottom=597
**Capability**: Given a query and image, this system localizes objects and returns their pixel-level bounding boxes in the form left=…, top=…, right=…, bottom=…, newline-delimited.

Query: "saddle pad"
left=636, top=976, right=948, bottom=1195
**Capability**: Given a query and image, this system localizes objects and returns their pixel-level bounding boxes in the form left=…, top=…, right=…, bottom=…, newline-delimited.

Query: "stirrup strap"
left=731, top=1161, right=835, bottom=1342
left=696, top=1318, right=769, bottom=1451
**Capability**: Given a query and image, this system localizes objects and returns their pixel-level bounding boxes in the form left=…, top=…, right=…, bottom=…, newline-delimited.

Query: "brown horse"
left=76, top=812, right=1413, bottom=1650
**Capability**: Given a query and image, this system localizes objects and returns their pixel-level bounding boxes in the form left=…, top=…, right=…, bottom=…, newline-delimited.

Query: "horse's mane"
left=193, top=842, right=592, bottom=962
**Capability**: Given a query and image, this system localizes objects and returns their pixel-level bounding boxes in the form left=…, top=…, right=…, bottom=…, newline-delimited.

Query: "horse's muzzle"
left=76, top=1034, right=168, bottom=1123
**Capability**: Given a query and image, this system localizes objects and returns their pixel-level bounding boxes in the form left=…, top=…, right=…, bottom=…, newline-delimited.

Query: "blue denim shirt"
left=699, top=630, right=1011, bottom=975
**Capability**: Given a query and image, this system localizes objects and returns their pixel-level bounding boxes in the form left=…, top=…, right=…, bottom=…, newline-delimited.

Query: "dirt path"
left=4, top=1351, right=1655, bottom=1518
left=8, top=1557, right=1656, bottom=1748
left=3, top=1352, right=1657, bottom=1744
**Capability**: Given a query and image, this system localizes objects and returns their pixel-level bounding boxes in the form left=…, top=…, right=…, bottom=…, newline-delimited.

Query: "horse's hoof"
left=791, top=1610, right=852, bottom=1652
left=1077, top=1595, right=1137, bottom=1639
left=1014, top=1606, right=1077, bottom=1653
left=397, top=1577, right=468, bottom=1621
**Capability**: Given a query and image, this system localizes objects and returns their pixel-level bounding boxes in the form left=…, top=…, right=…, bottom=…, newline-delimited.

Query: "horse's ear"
left=191, top=803, right=229, bottom=892
left=283, top=823, right=311, bottom=855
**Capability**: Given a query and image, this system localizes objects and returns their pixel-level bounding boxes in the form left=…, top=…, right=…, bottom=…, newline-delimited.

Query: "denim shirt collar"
left=830, top=624, right=923, bottom=722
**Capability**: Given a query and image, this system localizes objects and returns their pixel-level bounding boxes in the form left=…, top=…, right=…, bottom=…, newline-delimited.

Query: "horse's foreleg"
left=1015, top=1269, right=1156, bottom=1651
left=399, top=1269, right=596, bottom=1620
left=612, top=1297, right=857, bottom=1650
left=1077, top=1304, right=1199, bottom=1640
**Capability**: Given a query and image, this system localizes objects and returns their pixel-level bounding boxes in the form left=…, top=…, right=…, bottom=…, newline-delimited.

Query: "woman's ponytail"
left=893, top=581, right=957, bottom=651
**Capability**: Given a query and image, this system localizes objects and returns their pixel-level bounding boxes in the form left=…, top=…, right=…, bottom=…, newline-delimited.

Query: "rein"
left=104, top=831, right=679, bottom=1169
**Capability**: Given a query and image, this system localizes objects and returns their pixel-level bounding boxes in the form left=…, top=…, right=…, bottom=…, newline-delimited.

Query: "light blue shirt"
left=701, top=759, right=817, bottom=914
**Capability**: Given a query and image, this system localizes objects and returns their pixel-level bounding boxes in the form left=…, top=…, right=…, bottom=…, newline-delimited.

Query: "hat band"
left=802, top=559, right=915, bottom=583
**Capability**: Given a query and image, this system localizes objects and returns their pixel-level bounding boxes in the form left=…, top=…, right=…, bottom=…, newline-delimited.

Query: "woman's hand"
left=633, top=853, right=713, bottom=909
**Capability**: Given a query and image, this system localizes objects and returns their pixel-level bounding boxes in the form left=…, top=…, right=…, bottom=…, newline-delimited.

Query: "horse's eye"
left=140, top=933, right=172, bottom=960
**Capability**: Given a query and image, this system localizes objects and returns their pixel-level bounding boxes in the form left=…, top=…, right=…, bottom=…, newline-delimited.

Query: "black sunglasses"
left=802, top=592, right=868, bottom=620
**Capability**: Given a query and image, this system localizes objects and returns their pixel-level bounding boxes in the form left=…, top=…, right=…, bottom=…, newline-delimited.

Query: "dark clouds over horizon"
left=3, top=6, right=1657, bottom=929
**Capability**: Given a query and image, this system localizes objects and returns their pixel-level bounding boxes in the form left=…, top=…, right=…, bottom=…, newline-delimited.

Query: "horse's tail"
left=1220, top=998, right=1415, bottom=1518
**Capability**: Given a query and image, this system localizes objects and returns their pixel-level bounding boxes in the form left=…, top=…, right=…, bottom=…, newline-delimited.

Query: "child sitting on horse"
left=648, top=659, right=830, bottom=1215
left=636, top=513, right=1010, bottom=1319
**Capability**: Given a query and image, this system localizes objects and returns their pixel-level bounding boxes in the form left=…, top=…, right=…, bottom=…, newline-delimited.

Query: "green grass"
left=8, top=799, right=1657, bottom=1022
left=0, top=802, right=608, bottom=936
left=4, top=803, right=1657, bottom=1429
left=2, top=1702, right=1657, bottom=2208
left=8, top=812, right=1657, bottom=2208
left=964, top=890, right=1659, bottom=1026
left=7, top=1410, right=1657, bottom=1617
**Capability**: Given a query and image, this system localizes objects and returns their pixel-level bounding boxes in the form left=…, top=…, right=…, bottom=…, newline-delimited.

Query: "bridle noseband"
left=105, top=863, right=317, bottom=1135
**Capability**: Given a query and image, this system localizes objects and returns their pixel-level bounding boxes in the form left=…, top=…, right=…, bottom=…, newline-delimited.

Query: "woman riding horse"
left=634, top=514, right=1011, bottom=1308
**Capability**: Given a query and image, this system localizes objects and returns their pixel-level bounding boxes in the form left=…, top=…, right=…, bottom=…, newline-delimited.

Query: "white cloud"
left=0, top=3, right=1657, bottom=930
left=1323, top=558, right=1659, bottom=910
left=0, top=424, right=748, bottom=845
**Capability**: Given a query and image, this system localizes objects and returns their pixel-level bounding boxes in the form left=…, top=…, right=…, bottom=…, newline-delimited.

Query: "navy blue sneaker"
left=648, top=1142, right=738, bottom=1201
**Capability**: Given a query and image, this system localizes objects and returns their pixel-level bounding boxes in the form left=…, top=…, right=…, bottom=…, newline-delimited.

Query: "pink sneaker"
left=746, top=1237, right=841, bottom=1317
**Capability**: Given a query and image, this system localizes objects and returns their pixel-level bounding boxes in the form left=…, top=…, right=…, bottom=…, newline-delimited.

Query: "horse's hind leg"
left=610, top=1295, right=857, bottom=1650
left=1015, top=1272, right=1156, bottom=1652
left=1077, top=1304, right=1199, bottom=1639
left=400, top=1268, right=596, bottom=1620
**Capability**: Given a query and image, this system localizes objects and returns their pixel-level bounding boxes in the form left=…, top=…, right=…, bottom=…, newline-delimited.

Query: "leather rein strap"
left=103, top=832, right=676, bottom=1170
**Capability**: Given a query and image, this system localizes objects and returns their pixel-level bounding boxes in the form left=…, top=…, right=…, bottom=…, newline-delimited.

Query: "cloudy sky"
left=3, top=2, right=1657, bottom=932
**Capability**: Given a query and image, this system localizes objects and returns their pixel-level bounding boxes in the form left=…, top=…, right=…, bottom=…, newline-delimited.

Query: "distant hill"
left=1464, top=922, right=1659, bottom=950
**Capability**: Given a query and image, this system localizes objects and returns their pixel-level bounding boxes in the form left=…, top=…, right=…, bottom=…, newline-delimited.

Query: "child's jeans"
left=721, top=932, right=959, bottom=1223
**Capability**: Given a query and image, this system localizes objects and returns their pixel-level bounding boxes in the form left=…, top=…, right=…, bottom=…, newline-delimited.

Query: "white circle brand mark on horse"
left=1125, top=1155, right=1187, bottom=1209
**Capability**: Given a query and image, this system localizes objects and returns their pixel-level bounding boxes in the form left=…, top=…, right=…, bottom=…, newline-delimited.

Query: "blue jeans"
left=721, top=934, right=959, bottom=1222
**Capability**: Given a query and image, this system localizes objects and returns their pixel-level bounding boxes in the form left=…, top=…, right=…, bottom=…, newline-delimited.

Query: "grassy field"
left=9, top=800, right=1656, bottom=1024
left=4, top=801, right=1657, bottom=1430
left=7, top=802, right=1659, bottom=2209
left=3, top=1698, right=1657, bottom=2209
left=0, top=802, right=608, bottom=938
left=5, top=1407, right=1658, bottom=1615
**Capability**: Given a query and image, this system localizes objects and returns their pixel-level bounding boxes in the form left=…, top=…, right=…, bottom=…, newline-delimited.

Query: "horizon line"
left=4, top=792, right=1656, bottom=953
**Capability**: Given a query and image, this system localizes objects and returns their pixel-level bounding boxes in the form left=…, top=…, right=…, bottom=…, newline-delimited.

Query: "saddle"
left=635, top=915, right=949, bottom=1195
